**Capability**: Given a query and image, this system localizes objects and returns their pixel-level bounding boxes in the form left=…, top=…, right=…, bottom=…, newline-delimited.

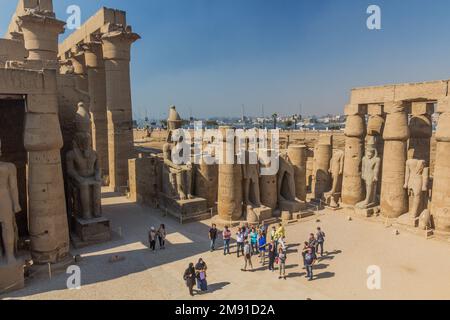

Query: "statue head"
left=167, top=105, right=182, bottom=131
left=74, top=132, right=93, bottom=156
left=366, top=146, right=377, bottom=160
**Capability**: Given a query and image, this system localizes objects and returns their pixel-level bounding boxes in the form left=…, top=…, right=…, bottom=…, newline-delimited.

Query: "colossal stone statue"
left=400, top=159, right=429, bottom=226
left=67, top=103, right=110, bottom=246
left=162, top=106, right=194, bottom=201
left=278, top=152, right=304, bottom=213
left=356, top=146, right=381, bottom=211
left=66, top=132, right=102, bottom=220
left=160, top=106, right=207, bottom=221
left=0, top=139, right=24, bottom=292
left=325, top=149, right=344, bottom=208
left=243, top=150, right=272, bottom=224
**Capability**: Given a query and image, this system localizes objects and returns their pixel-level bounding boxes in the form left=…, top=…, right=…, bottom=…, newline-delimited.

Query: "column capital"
left=102, top=28, right=140, bottom=61
left=18, top=13, right=65, bottom=61
left=410, top=101, right=435, bottom=116
left=367, top=103, right=384, bottom=116
left=383, top=101, right=409, bottom=114
left=80, top=42, right=104, bottom=69
left=344, top=104, right=367, bottom=116
left=437, top=97, right=450, bottom=114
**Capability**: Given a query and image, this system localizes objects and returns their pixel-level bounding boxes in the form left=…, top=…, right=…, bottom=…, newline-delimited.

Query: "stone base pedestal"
left=71, top=217, right=111, bottom=248
left=281, top=211, right=293, bottom=222
left=0, top=261, right=24, bottom=294
left=247, top=206, right=273, bottom=225
left=323, top=192, right=341, bottom=209
left=354, top=206, right=379, bottom=217
left=279, top=200, right=305, bottom=214
left=27, top=255, right=75, bottom=280
left=396, top=214, right=418, bottom=228
left=158, top=193, right=209, bottom=223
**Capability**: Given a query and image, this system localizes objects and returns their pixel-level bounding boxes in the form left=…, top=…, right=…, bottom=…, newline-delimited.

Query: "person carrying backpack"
left=316, top=227, right=326, bottom=257
left=304, top=247, right=316, bottom=281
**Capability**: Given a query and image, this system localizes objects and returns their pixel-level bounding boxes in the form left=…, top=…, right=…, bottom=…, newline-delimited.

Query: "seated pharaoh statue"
left=159, top=106, right=207, bottom=220
left=277, top=151, right=304, bottom=213
left=0, top=138, right=25, bottom=292
left=66, top=132, right=102, bottom=220
left=66, top=102, right=110, bottom=246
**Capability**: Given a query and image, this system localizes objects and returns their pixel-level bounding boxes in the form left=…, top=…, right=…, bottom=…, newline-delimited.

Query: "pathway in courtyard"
left=2, top=191, right=450, bottom=300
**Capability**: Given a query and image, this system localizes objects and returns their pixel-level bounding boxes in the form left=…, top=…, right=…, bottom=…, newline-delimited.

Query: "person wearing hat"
left=149, top=227, right=157, bottom=251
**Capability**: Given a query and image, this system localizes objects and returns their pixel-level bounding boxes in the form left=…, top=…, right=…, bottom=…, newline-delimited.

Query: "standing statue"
left=0, top=139, right=21, bottom=265
left=277, top=152, right=304, bottom=213
left=356, top=146, right=381, bottom=209
left=327, top=149, right=344, bottom=207
left=66, top=132, right=102, bottom=220
left=403, top=159, right=429, bottom=220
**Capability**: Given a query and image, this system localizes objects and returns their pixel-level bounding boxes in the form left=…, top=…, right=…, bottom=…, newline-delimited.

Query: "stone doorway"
left=0, top=95, right=28, bottom=237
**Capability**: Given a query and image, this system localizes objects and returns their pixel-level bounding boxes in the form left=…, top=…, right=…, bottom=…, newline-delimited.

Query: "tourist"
left=270, top=226, right=277, bottom=243
left=148, top=227, right=157, bottom=252
left=304, top=248, right=316, bottom=281
left=222, top=226, right=232, bottom=255
left=236, top=228, right=245, bottom=257
left=268, top=240, right=276, bottom=272
left=250, top=227, right=258, bottom=255
left=209, top=224, right=218, bottom=252
left=258, top=230, right=267, bottom=265
left=316, top=227, right=326, bottom=257
left=278, top=235, right=287, bottom=252
left=308, top=233, right=317, bottom=259
left=278, top=247, right=287, bottom=280
left=242, top=240, right=253, bottom=271
left=195, top=258, right=208, bottom=291
left=157, top=224, right=166, bottom=250
left=301, top=241, right=310, bottom=268
left=183, top=263, right=196, bottom=296
left=243, top=223, right=250, bottom=241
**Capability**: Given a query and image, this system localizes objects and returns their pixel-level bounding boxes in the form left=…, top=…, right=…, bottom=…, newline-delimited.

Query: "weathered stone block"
left=344, top=104, right=367, bottom=116
left=437, top=97, right=450, bottom=114
left=411, top=102, right=435, bottom=115
left=0, top=261, right=25, bottom=294
left=72, top=216, right=111, bottom=247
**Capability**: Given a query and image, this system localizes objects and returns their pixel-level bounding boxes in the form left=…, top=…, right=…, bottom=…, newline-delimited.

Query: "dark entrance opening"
left=0, top=95, right=28, bottom=237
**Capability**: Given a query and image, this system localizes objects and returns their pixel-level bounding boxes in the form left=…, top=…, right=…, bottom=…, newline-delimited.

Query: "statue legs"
left=408, top=190, right=422, bottom=219
left=78, top=181, right=102, bottom=219
left=176, top=169, right=193, bottom=200
left=0, top=221, right=16, bottom=264
left=79, top=183, right=93, bottom=220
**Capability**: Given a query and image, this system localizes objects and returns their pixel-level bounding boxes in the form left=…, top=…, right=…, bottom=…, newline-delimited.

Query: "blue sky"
left=2, top=0, right=450, bottom=119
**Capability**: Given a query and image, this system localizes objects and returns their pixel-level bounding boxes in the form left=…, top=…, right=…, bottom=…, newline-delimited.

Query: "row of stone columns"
left=18, top=12, right=70, bottom=264
left=342, top=100, right=450, bottom=235
left=66, top=29, right=140, bottom=191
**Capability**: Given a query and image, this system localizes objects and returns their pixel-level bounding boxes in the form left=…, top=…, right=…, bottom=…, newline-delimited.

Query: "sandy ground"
left=2, top=191, right=449, bottom=300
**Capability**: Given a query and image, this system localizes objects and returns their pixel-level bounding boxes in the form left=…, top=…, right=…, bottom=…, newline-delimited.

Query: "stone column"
left=102, top=29, right=140, bottom=191
left=83, top=42, right=109, bottom=176
left=195, top=157, right=218, bottom=211
left=18, top=13, right=65, bottom=62
left=19, top=9, right=70, bottom=264
left=259, top=149, right=278, bottom=210
left=380, top=101, right=409, bottom=218
left=312, top=135, right=332, bottom=200
left=341, top=104, right=366, bottom=206
left=431, top=98, right=450, bottom=235
left=69, top=48, right=89, bottom=93
left=217, top=127, right=243, bottom=221
left=287, top=144, right=307, bottom=202
left=408, top=101, right=434, bottom=164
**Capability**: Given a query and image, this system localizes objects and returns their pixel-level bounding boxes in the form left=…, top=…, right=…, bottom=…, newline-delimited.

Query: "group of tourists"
left=300, top=227, right=326, bottom=281
left=208, top=222, right=289, bottom=279
left=183, top=258, right=208, bottom=296
left=148, top=224, right=167, bottom=252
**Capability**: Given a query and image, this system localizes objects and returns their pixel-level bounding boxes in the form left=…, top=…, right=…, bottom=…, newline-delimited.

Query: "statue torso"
left=72, top=148, right=97, bottom=178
